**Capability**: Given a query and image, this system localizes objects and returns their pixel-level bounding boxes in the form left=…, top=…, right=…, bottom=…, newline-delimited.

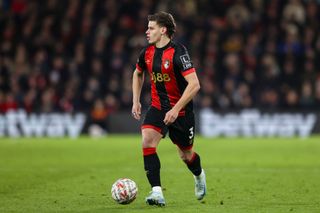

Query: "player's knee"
left=142, top=129, right=161, bottom=148
left=142, top=139, right=151, bottom=148
left=142, top=129, right=162, bottom=148
left=142, top=135, right=156, bottom=148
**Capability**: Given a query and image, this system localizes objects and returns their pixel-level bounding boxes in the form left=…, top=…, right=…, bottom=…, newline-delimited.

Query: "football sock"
left=143, top=148, right=161, bottom=187
left=184, top=152, right=202, bottom=176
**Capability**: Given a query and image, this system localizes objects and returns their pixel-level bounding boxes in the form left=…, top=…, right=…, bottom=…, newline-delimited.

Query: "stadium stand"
left=0, top=0, right=319, bottom=117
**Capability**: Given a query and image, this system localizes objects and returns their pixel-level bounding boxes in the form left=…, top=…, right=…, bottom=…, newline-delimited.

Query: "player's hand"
left=164, top=109, right=179, bottom=125
left=132, top=103, right=141, bottom=120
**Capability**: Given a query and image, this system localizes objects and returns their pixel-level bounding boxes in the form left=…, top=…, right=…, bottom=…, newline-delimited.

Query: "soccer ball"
left=111, top=178, right=138, bottom=204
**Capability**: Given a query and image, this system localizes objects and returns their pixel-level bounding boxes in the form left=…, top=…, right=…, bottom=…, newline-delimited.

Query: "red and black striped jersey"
left=136, top=41, right=196, bottom=114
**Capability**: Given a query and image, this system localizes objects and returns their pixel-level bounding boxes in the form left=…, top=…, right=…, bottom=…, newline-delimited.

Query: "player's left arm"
left=163, top=71, right=200, bottom=125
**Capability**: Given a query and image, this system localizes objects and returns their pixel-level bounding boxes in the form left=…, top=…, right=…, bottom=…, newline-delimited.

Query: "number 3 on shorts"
left=189, top=127, right=194, bottom=139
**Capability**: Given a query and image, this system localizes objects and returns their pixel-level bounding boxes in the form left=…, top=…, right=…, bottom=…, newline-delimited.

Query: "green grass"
left=0, top=136, right=320, bottom=213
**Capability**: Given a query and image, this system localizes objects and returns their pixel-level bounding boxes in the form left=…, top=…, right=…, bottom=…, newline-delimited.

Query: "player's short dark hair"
left=148, top=11, right=176, bottom=39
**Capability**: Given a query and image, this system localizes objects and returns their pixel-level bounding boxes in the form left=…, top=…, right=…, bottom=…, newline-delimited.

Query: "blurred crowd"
left=0, top=0, right=320, bottom=122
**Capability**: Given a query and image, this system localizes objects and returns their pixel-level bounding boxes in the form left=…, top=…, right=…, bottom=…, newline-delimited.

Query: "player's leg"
left=142, top=128, right=166, bottom=206
left=177, top=146, right=202, bottom=176
left=169, top=111, right=206, bottom=200
left=177, top=146, right=206, bottom=200
left=141, top=107, right=167, bottom=206
left=142, top=128, right=162, bottom=190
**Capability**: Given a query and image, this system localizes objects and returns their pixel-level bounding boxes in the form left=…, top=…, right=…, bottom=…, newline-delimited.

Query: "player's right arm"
left=132, top=48, right=147, bottom=120
left=132, top=69, right=144, bottom=120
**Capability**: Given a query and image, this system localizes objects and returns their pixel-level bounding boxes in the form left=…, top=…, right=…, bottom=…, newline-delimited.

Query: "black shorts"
left=142, top=106, right=195, bottom=150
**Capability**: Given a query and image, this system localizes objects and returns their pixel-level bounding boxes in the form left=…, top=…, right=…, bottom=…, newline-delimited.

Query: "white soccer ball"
left=111, top=178, right=138, bottom=204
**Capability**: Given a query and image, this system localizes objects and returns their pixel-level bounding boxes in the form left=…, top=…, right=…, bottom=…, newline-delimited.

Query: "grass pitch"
left=0, top=135, right=320, bottom=213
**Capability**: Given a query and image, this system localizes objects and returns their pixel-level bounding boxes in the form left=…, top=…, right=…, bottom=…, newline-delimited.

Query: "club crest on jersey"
left=163, top=59, right=170, bottom=69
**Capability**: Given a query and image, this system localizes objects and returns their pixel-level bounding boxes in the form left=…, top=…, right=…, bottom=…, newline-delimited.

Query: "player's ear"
left=161, top=27, right=167, bottom=35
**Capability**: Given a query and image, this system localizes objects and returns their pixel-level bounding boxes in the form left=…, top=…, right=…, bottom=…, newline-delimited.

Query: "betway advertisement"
left=0, top=110, right=85, bottom=138
left=200, top=109, right=317, bottom=138
left=0, top=109, right=319, bottom=137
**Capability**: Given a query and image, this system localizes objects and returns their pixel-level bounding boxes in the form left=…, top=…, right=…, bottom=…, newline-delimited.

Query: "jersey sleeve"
left=135, top=48, right=147, bottom=73
left=174, top=44, right=196, bottom=76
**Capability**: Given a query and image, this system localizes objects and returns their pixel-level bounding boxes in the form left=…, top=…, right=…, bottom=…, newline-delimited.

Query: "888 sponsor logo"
left=152, top=72, right=171, bottom=83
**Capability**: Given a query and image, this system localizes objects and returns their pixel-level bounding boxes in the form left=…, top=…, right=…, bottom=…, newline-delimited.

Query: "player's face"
left=146, top=21, right=164, bottom=44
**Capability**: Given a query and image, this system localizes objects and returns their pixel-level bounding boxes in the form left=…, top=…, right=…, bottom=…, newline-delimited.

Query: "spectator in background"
left=40, top=88, right=57, bottom=113
left=300, top=80, right=314, bottom=108
left=90, top=98, right=109, bottom=131
left=22, top=89, right=36, bottom=113
left=283, top=0, right=306, bottom=25
left=4, top=92, right=18, bottom=112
